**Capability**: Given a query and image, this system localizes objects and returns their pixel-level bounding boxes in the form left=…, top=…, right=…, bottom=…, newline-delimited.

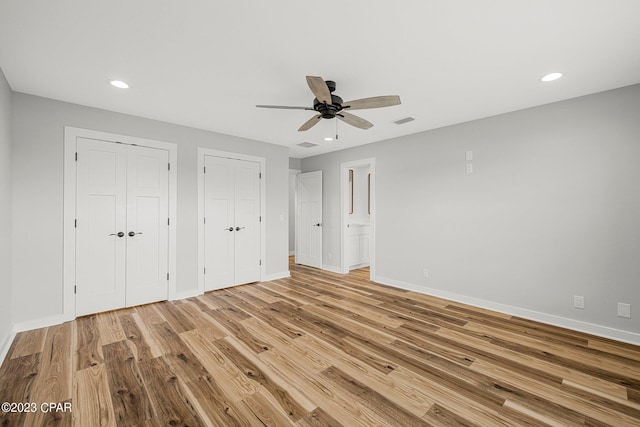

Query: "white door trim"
left=340, top=158, right=376, bottom=277
left=197, top=148, right=266, bottom=295
left=63, top=126, right=178, bottom=321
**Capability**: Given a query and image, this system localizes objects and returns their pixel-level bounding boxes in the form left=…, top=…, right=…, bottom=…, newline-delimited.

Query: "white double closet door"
left=75, top=137, right=169, bottom=316
left=204, top=156, right=261, bottom=291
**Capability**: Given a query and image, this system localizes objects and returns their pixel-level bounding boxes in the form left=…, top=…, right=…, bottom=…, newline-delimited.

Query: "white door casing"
left=296, top=171, right=323, bottom=269
left=203, top=155, right=261, bottom=291
left=64, top=127, right=177, bottom=321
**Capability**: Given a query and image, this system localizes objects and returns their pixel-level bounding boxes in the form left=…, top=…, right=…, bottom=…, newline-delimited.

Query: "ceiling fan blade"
left=256, top=105, right=313, bottom=110
left=343, top=95, right=401, bottom=110
left=338, top=112, right=373, bottom=130
left=298, top=114, right=322, bottom=131
left=306, top=76, right=332, bottom=104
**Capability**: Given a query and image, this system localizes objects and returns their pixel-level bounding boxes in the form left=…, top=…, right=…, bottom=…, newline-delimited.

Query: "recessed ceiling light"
left=324, top=137, right=333, bottom=141
left=541, top=72, right=563, bottom=82
left=109, top=80, right=130, bottom=89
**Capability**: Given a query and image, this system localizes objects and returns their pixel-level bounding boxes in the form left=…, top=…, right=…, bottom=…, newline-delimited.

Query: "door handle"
left=313, top=223, right=322, bottom=227
left=235, top=226, right=246, bottom=231
left=109, top=231, right=125, bottom=237
left=128, top=231, right=143, bottom=237
left=224, top=227, right=234, bottom=232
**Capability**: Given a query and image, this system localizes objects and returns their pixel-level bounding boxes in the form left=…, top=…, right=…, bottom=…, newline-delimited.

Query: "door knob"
left=224, top=227, right=234, bottom=232
left=109, top=231, right=125, bottom=237
left=235, top=226, right=246, bottom=231
left=128, top=231, right=143, bottom=237
left=313, top=223, right=322, bottom=227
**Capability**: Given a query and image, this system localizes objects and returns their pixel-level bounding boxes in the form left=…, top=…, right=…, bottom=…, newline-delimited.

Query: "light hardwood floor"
left=1, top=259, right=639, bottom=426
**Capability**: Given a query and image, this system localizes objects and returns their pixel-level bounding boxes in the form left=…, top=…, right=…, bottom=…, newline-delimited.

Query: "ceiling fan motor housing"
left=314, top=94, right=344, bottom=118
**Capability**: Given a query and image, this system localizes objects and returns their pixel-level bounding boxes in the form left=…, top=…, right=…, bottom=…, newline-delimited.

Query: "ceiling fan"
left=256, top=76, right=401, bottom=131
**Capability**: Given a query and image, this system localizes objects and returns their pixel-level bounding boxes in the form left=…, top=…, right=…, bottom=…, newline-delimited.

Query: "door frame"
left=63, top=126, right=178, bottom=322
left=340, top=158, right=376, bottom=277
left=197, top=148, right=266, bottom=294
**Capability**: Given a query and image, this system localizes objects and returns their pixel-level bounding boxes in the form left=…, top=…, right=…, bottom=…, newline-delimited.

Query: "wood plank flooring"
left=1, top=259, right=640, bottom=426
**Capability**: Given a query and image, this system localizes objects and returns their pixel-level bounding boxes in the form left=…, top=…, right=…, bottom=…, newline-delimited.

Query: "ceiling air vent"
left=394, top=117, right=415, bottom=125
left=297, top=142, right=319, bottom=148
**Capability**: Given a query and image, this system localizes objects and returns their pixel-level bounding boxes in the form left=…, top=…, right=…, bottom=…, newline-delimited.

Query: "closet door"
left=125, top=145, right=169, bottom=306
left=76, top=138, right=127, bottom=316
left=204, top=156, right=260, bottom=291
left=76, top=138, right=169, bottom=316
left=203, top=156, right=236, bottom=290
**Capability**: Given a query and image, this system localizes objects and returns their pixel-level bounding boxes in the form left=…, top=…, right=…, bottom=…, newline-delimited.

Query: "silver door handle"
left=109, top=232, right=125, bottom=237
left=128, top=231, right=143, bottom=237
left=224, top=227, right=234, bottom=232
left=235, top=226, right=245, bottom=231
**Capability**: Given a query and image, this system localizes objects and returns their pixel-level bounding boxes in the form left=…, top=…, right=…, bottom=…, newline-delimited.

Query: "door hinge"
left=167, top=273, right=169, bottom=281
left=259, top=216, right=262, bottom=222
left=168, top=163, right=171, bottom=171
left=203, top=166, right=206, bottom=174
left=259, top=172, right=262, bottom=179
left=204, top=268, right=206, bottom=274
left=75, top=152, right=78, bottom=161
left=168, top=218, right=170, bottom=226
left=203, top=217, right=206, bottom=224
left=259, top=259, right=262, bottom=266
left=74, top=285, right=77, bottom=294
left=74, top=219, right=77, bottom=228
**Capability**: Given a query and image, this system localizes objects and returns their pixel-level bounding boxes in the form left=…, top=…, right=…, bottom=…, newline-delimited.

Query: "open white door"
left=296, top=171, right=323, bottom=269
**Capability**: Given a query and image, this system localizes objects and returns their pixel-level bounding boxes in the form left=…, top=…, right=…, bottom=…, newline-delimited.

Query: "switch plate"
left=465, top=151, right=473, bottom=161
left=573, top=295, right=585, bottom=309
left=465, top=164, right=473, bottom=174
left=618, top=303, right=631, bottom=318
left=422, top=268, right=429, bottom=278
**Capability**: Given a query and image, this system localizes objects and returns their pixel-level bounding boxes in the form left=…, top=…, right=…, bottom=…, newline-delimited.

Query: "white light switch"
left=465, top=151, right=473, bottom=161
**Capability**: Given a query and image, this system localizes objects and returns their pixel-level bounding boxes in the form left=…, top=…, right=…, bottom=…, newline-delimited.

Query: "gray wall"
left=289, top=158, right=301, bottom=254
left=302, top=84, right=640, bottom=336
left=11, top=93, right=290, bottom=324
left=0, top=68, right=12, bottom=350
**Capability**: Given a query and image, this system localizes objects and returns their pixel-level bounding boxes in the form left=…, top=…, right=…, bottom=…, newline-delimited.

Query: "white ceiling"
left=1, top=1, right=639, bottom=158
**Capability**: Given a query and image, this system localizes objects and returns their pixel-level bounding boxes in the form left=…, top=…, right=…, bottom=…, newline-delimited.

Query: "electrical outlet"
left=328, top=252, right=332, bottom=260
left=422, top=268, right=429, bottom=278
left=465, top=164, right=473, bottom=174
left=618, top=303, right=631, bottom=318
left=573, top=295, right=585, bottom=309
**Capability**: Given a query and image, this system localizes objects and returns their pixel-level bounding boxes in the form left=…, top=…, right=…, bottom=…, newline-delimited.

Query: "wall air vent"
left=297, top=142, right=319, bottom=148
left=394, top=117, right=415, bottom=125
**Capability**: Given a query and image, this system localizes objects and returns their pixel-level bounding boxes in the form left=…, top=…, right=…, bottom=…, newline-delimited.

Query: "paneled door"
left=75, top=137, right=169, bottom=316
left=296, top=171, right=323, bottom=269
left=204, top=156, right=260, bottom=291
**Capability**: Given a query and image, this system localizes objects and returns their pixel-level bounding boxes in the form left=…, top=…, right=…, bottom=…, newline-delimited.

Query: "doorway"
left=63, top=127, right=178, bottom=320
left=197, top=148, right=266, bottom=294
left=341, top=158, right=375, bottom=278
left=296, top=170, right=323, bottom=269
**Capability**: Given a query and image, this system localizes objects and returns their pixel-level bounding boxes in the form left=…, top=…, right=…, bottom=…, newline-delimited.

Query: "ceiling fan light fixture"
left=109, top=79, right=130, bottom=89
left=540, top=72, right=563, bottom=82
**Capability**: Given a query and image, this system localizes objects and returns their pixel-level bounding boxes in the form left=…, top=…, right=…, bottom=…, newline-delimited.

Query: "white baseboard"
left=0, top=324, right=18, bottom=366
left=372, top=275, right=640, bottom=346
left=14, top=315, right=67, bottom=335
left=263, top=271, right=291, bottom=281
left=322, top=264, right=346, bottom=274
left=172, top=289, right=203, bottom=301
